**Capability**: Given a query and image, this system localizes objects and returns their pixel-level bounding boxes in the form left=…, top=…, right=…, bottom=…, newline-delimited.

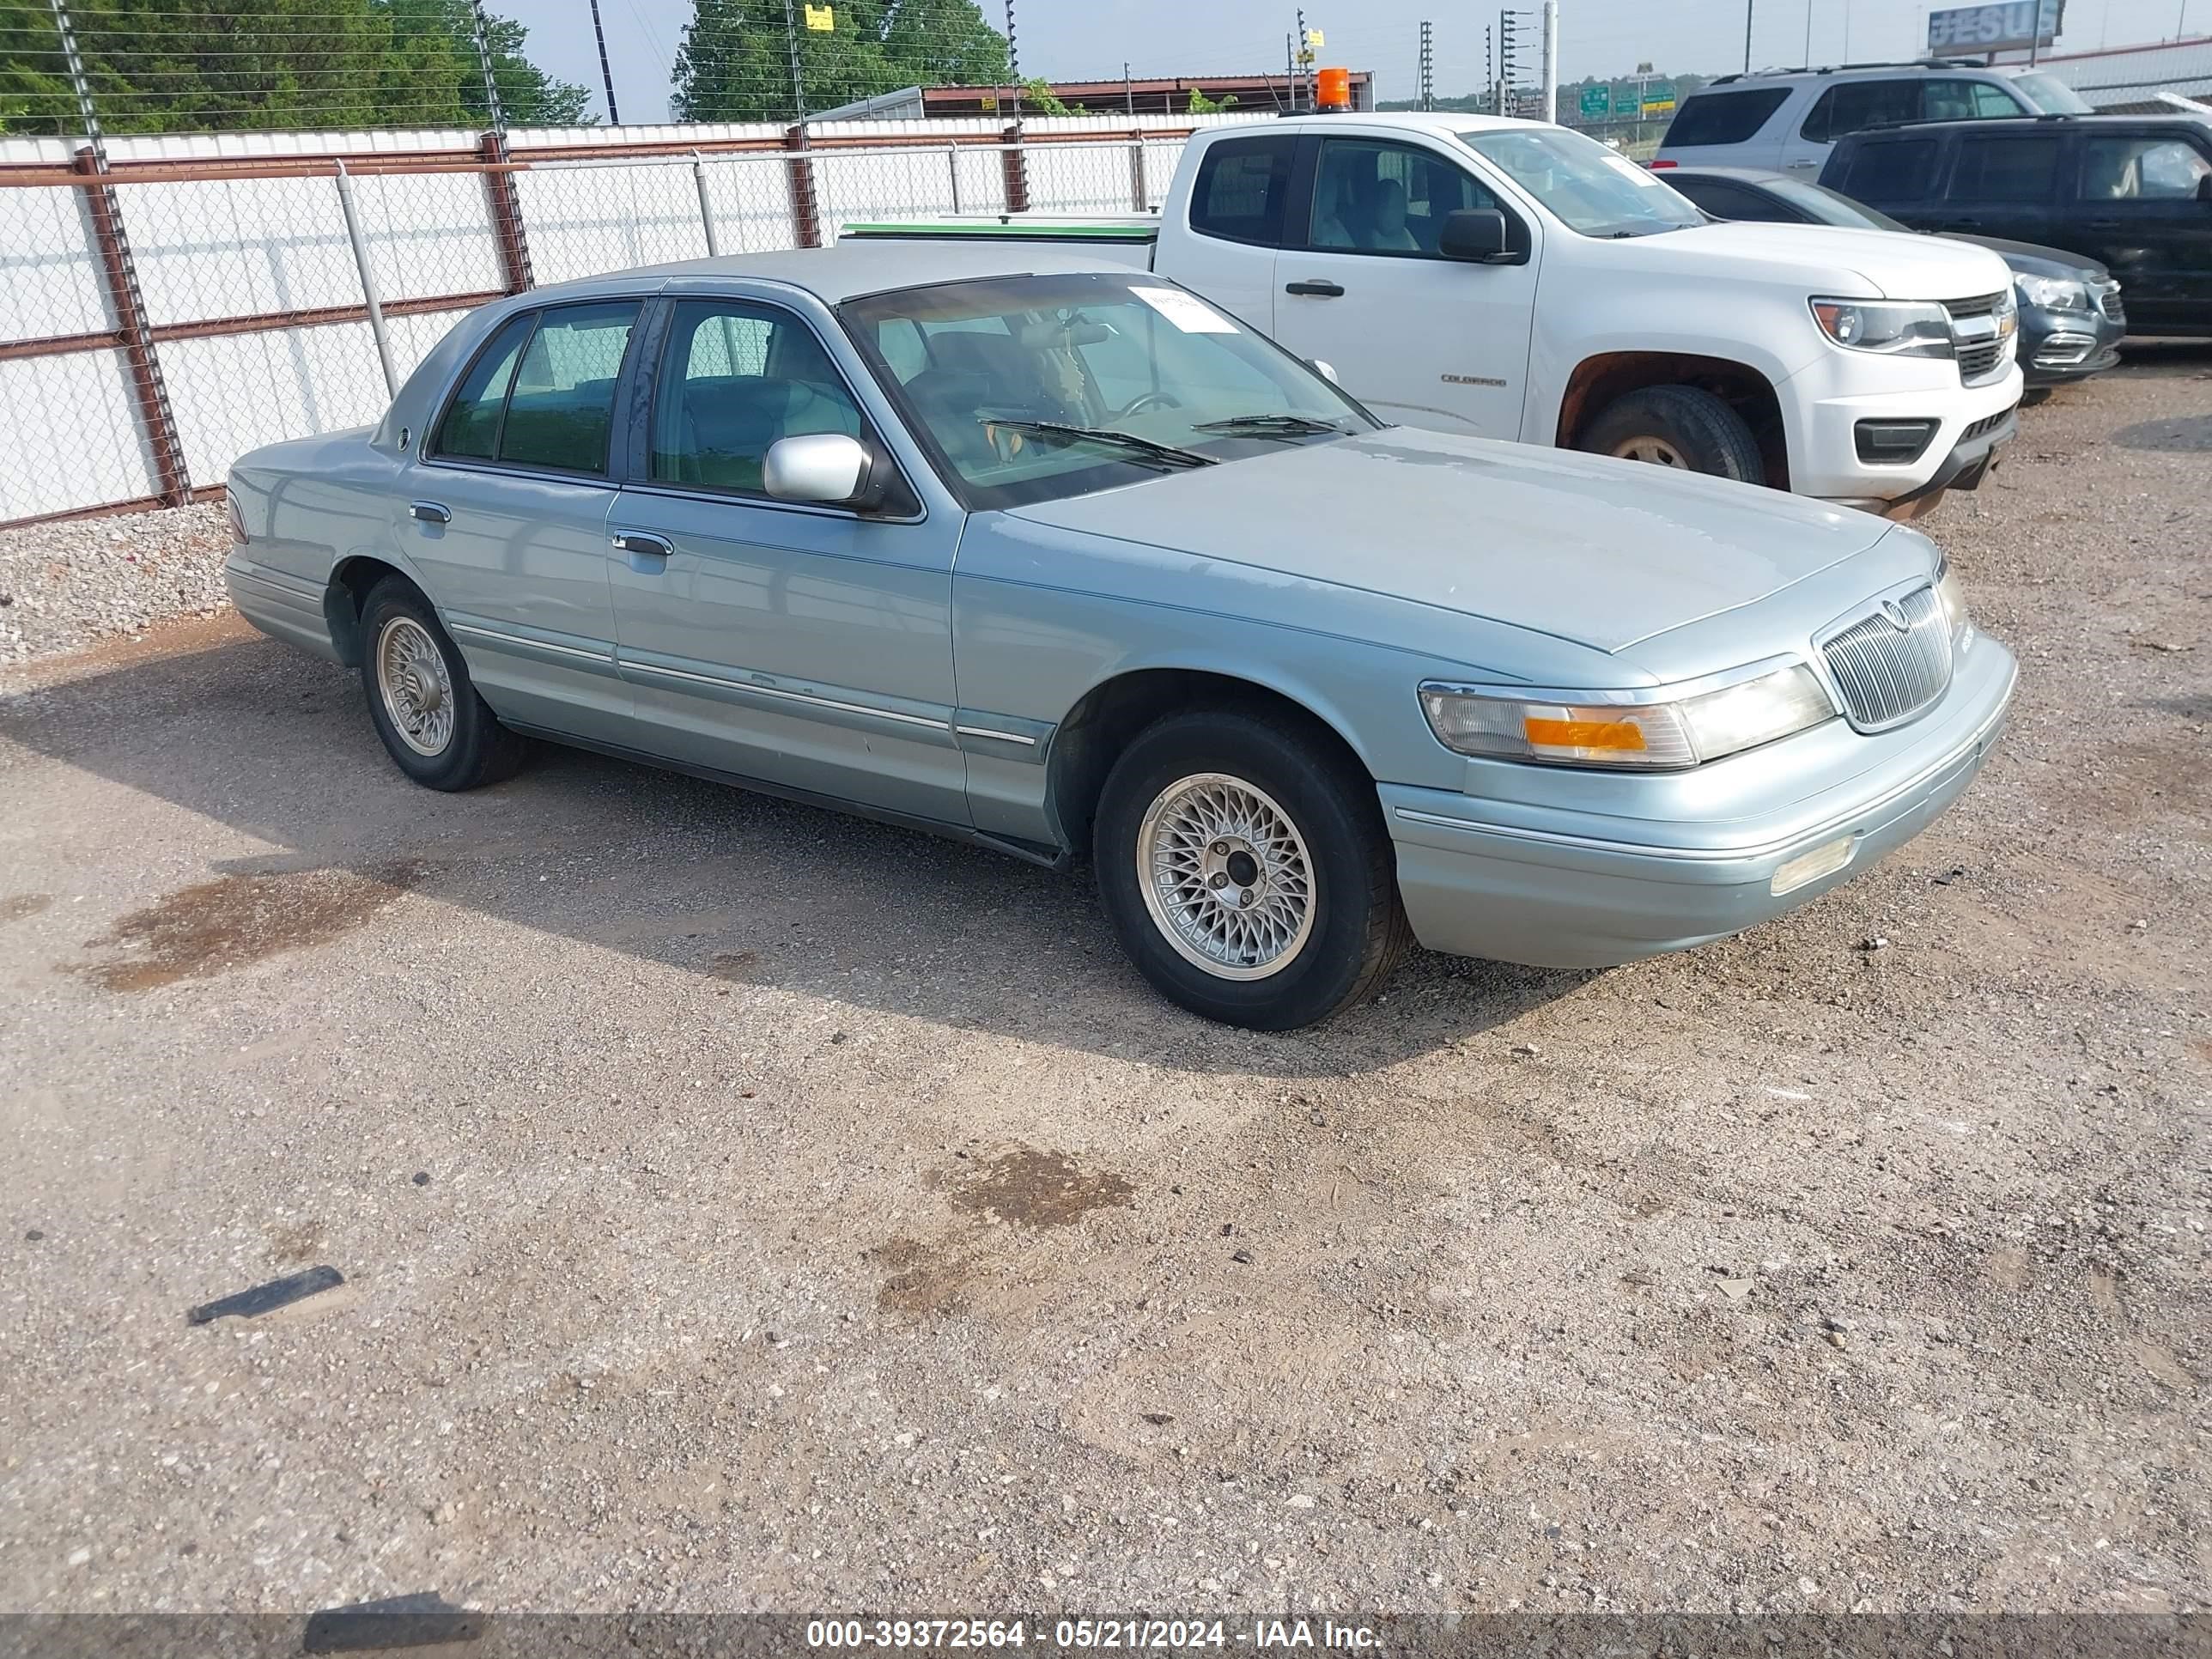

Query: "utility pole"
left=587, top=0, right=620, bottom=124
left=1498, top=7, right=1516, bottom=118
left=1419, top=20, right=1435, bottom=110
left=1285, top=33, right=1297, bottom=111
left=1125, top=59, right=1133, bottom=113
left=1743, top=0, right=1755, bottom=72
left=1295, top=9, right=1314, bottom=112
left=1541, top=0, right=1559, bottom=121
left=1484, top=24, right=1493, bottom=112
left=781, top=0, right=806, bottom=123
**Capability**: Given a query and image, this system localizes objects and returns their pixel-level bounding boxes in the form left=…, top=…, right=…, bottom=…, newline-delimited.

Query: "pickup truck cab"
left=844, top=112, right=2025, bottom=517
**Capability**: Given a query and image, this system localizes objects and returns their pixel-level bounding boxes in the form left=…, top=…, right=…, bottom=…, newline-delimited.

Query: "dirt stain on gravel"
left=949, top=1146, right=1136, bottom=1230
left=75, top=862, right=426, bottom=992
left=0, top=894, right=52, bottom=925
left=267, top=1218, right=325, bottom=1264
left=872, top=1236, right=974, bottom=1315
left=708, top=951, right=760, bottom=982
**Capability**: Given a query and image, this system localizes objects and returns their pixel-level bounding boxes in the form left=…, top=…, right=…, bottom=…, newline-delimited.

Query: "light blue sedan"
left=225, top=245, right=2015, bottom=1030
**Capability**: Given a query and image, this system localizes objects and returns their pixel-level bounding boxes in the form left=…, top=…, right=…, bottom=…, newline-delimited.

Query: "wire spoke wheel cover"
left=1136, top=771, right=1317, bottom=981
left=375, top=616, right=457, bottom=757
left=1612, top=436, right=1688, bottom=466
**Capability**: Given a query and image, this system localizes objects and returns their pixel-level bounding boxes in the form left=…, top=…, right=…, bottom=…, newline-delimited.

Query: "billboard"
left=1926, top=0, right=2061, bottom=51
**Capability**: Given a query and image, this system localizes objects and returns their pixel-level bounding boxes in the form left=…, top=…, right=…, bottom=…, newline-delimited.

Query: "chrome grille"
left=1944, top=291, right=2006, bottom=320
left=2096, top=283, right=2125, bottom=325
left=1819, top=585, right=1953, bottom=731
left=1956, top=339, right=2004, bottom=380
left=1945, top=291, right=2015, bottom=386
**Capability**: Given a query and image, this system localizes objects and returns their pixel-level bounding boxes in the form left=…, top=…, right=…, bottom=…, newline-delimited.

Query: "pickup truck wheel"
left=1094, top=708, right=1408, bottom=1030
left=360, top=579, right=526, bottom=791
left=1583, top=386, right=1763, bottom=483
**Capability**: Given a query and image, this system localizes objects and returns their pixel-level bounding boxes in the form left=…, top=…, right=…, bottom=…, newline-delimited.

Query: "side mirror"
left=763, top=433, right=872, bottom=507
left=1438, top=207, right=1513, bottom=263
left=1310, top=359, right=1340, bottom=384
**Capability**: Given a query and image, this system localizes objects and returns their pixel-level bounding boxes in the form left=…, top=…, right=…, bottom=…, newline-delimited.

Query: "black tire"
left=1092, top=707, right=1410, bottom=1030
left=1581, top=384, right=1765, bottom=483
left=358, top=577, right=526, bottom=791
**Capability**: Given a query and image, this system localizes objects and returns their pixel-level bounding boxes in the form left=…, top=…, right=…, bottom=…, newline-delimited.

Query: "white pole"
left=1547, top=1, right=1559, bottom=122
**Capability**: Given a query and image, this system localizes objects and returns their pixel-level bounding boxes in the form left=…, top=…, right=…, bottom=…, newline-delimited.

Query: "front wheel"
left=1581, top=385, right=1764, bottom=483
left=1093, top=708, right=1408, bottom=1030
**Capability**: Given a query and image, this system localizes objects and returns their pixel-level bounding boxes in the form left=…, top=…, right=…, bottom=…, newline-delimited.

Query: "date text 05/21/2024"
left=804, top=1619, right=1385, bottom=1650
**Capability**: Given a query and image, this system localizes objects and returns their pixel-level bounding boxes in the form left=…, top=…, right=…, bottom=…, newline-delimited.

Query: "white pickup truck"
left=843, top=112, right=2024, bottom=516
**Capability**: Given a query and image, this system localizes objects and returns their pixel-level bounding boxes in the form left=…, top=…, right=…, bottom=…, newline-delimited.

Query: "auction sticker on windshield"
left=1130, top=286, right=1237, bottom=333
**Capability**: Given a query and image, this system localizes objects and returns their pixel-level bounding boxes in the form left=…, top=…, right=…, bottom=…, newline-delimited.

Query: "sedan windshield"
left=839, top=273, right=1376, bottom=510
left=1459, top=126, right=1703, bottom=236
left=1771, top=177, right=1914, bottom=234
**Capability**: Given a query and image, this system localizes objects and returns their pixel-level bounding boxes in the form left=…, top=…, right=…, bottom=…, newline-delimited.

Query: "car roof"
left=1278, top=110, right=1551, bottom=136
left=1660, top=165, right=1795, bottom=183
left=1835, top=111, right=2208, bottom=140
left=1704, top=60, right=2041, bottom=87
left=523, top=241, right=1144, bottom=307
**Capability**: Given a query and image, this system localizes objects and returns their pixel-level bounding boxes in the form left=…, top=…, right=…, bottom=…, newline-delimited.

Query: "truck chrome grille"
left=1945, top=292, right=2014, bottom=386
left=1944, top=292, right=2006, bottom=320
left=1819, top=585, right=1953, bottom=731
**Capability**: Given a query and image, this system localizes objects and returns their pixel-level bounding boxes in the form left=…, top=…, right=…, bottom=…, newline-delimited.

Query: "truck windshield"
left=1458, top=126, right=1703, bottom=237
left=840, top=272, right=1377, bottom=511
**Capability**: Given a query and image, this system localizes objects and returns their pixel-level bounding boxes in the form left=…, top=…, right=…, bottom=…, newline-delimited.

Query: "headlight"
left=1935, top=557, right=1972, bottom=647
left=1419, top=664, right=1836, bottom=770
left=2017, top=274, right=2088, bottom=311
left=1809, top=296, right=1953, bottom=358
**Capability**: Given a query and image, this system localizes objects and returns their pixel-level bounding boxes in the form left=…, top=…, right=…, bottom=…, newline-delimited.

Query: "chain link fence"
left=0, top=121, right=1222, bottom=527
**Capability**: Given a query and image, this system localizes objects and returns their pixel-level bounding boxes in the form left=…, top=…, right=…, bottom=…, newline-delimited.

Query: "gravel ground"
left=0, top=356, right=2205, bottom=1620
left=0, top=503, right=232, bottom=665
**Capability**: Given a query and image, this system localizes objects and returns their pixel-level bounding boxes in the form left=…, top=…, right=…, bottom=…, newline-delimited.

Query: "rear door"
left=1927, top=128, right=2063, bottom=246
left=1266, top=131, right=1538, bottom=439
left=1824, top=132, right=1949, bottom=222
left=2064, top=125, right=2212, bottom=332
left=1784, top=77, right=1917, bottom=174
left=405, top=300, right=641, bottom=746
left=1168, top=131, right=1298, bottom=333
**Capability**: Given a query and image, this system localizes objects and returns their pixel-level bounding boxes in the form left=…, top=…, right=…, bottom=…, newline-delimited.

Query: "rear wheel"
left=1582, top=385, right=1764, bottom=483
left=359, top=578, right=526, bottom=791
left=1093, top=708, right=1408, bottom=1030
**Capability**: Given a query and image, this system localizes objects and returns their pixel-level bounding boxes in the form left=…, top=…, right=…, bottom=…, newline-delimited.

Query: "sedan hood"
left=1633, top=221, right=2014, bottom=301
left=1002, top=428, right=1895, bottom=654
left=1948, top=231, right=2112, bottom=281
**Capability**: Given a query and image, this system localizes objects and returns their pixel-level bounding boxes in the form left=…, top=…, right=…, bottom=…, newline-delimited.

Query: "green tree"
left=1186, top=87, right=1237, bottom=113
left=0, top=0, right=588, bottom=135
left=672, top=0, right=1008, bottom=124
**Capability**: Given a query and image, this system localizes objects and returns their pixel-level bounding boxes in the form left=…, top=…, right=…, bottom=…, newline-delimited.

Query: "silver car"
left=225, top=245, right=2015, bottom=1030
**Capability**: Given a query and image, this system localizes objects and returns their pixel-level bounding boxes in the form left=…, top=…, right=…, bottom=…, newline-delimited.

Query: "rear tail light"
left=224, top=489, right=247, bottom=544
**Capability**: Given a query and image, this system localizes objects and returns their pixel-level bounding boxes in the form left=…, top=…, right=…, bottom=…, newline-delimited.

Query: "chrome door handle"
left=611, top=531, right=673, bottom=568
left=409, top=501, right=451, bottom=525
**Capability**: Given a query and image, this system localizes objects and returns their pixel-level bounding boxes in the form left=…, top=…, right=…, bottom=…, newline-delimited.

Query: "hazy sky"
left=516, top=0, right=2203, bottom=125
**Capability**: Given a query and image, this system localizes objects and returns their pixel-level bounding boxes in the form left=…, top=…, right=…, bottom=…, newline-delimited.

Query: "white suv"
left=1654, top=60, right=2092, bottom=177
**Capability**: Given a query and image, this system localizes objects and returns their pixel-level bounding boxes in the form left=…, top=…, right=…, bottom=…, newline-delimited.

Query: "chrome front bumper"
left=1382, top=636, right=2017, bottom=969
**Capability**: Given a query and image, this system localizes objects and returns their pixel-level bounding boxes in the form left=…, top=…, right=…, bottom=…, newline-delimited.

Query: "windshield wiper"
left=983, top=419, right=1217, bottom=470
left=1189, top=413, right=1350, bottom=439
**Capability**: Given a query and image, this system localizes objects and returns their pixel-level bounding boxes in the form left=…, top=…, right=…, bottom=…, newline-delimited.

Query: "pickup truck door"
left=1267, top=133, right=1537, bottom=440
left=2065, top=127, right=2212, bottom=334
left=605, top=295, right=969, bottom=828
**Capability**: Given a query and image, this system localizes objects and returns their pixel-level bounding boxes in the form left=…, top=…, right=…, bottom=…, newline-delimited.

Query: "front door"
left=2069, top=128, right=2212, bottom=333
left=404, top=300, right=640, bottom=745
left=1267, top=133, right=1538, bottom=440
left=606, top=296, right=968, bottom=829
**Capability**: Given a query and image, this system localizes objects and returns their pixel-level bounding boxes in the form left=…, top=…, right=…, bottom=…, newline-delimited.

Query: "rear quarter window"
left=1188, top=134, right=1297, bottom=246
left=1836, top=137, right=1941, bottom=204
left=1662, top=88, right=1791, bottom=148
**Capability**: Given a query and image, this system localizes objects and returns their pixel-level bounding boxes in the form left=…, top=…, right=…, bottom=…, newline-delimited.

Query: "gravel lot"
left=0, top=502, right=231, bottom=665
left=0, top=356, right=2205, bottom=1620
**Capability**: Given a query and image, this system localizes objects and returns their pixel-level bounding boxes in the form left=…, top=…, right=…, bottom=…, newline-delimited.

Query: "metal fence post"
left=1127, top=134, right=1146, bottom=210
left=1000, top=124, right=1030, bottom=214
left=477, top=133, right=534, bottom=291
left=781, top=0, right=808, bottom=124
left=692, top=152, right=720, bottom=256
left=946, top=144, right=962, bottom=214
left=785, top=125, right=823, bottom=247
left=333, top=162, right=398, bottom=398
left=54, top=0, right=190, bottom=508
